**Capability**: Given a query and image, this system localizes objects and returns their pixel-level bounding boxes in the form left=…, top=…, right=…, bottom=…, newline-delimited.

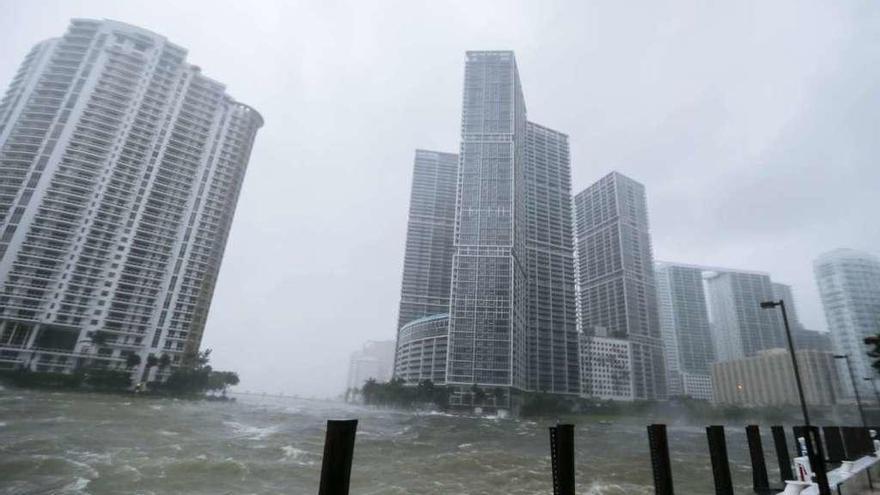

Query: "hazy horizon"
left=2, top=0, right=878, bottom=397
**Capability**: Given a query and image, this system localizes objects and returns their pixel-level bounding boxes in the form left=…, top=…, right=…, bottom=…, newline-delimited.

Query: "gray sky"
left=2, top=0, right=878, bottom=397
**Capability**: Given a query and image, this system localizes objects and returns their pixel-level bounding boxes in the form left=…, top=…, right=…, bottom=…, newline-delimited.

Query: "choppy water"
left=0, top=387, right=769, bottom=494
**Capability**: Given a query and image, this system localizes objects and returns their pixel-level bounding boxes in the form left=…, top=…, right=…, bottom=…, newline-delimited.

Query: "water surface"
left=0, top=388, right=766, bottom=494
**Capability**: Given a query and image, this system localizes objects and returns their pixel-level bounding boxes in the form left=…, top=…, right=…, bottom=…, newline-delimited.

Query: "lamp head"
left=760, top=301, right=779, bottom=309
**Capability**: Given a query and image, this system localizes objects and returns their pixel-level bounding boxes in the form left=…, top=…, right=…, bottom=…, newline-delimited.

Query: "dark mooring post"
left=771, top=426, right=793, bottom=484
left=318, top=419, right=358, bottom=495
left=647, top=424, right=674, bottom=495
left=706, top=426, right=734, bottom=495
left=549, top=424, right=575, bottom=495
left=745, top=425, right=771, bottom=492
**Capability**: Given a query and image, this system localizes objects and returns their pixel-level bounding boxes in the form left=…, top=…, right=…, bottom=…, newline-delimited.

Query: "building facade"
left=446, top=51, right=529, bottom=404
left=523, top=122, right=579, bottom=395
left=705, top=270, right=786, bottom=362
left=814, top=249, right=880, bottom=396
left=655, top=262, right=715, bottom=399
left=0, top=20, right=262, bottom=379
left=574, top=172, right=666, bottom=400
left=771, top=282, right=803, bottom=329
left=395, top=150, right=458, bottom=330
left=394, top=314, right=448, bottom=384
left=579, top=328, right=633, bottom=401
left=711, top=349, right=841, bottom=407
left=346, top=340, right=395, bottom=390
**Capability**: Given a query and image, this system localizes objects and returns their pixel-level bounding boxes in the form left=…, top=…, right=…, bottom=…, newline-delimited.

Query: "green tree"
left=865, top=335, right=880, bottom=374
left=125, top=353, right=142, bottom=369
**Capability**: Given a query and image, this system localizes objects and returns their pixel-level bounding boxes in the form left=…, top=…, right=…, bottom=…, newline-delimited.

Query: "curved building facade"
left=0, top=19, right=262, bottom=378
left=394, top=313, right=448, bottom=384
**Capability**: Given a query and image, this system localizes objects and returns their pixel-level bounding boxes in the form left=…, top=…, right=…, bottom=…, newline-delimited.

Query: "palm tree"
left=125, top=353, right=142, bottom=369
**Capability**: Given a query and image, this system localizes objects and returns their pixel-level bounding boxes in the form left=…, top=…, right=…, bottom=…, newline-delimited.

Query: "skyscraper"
left=574, top=172, right=666, bottom=400
left=446, top=51, right=529, bottom=403
left=523, top=122, right=579, bottom=395
left=705, top=270, right=785, bottom=362
left=0, top=20, right=262, bottom=378
left=814, top=248, right=880, bottom=395
left=771, top=282, right=803, bottom=329
left=655, top=262, right=715, bottom=399
left=395, top=150, right=458, bottom=330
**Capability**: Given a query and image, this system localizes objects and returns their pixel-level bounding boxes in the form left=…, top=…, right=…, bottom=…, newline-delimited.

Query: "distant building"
left=395, top=150, right=458, bottom=330
left=579, top=328, right=633, bottom=401
left=655, top=262, right=715, bottom=400
left=712, top=349, right=841, bottom=407
left=394, top=314, right=448, bottom=384
left=574, top=172, right=666, bottom=400
left=0, top=20, right=262, bottom=378
left=347, top=340, right=395, bottom=390
left=771, top=282, right=804, bottom=329
left=705, top=270, right=786, bottom=362
left=814, top=249, right=880, bottom=396
left=791, top=328, right=832, bottom=353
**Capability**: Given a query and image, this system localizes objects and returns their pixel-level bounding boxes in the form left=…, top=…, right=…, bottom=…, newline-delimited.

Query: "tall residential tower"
left=655, top=262, right=715, bottom=399
left=393, top=150, right=457, bottom=383
left=0, top=20, right=262, bottom=378
left=394, top=52, right=580, bottom=407
left=574, top=172, right=666, bottom=400
left=814, top=249, right=880, bottom=395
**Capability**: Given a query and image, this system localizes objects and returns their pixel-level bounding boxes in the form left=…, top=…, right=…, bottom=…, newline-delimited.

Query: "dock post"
left=549, top=424, right=575, bottom=495
left=647, top=424, right=674, bottom=495
left=822, top=426, right=845, bottom=463
left=706, top=425, right=734, bottom=495
left=746, top=425, right=771, bottom=492
left=771, top=425, right=794, bottom=484
left=318, top=419, right=358, bottom=495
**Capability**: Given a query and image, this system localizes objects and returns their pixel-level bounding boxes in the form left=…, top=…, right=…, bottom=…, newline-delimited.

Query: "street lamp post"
left=760, top=299, right=810, bottom=426
left=836, top=354, right=868, bottom=427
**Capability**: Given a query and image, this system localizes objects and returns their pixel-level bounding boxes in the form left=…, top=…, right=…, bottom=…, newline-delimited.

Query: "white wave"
left=0, top=422, right=6, bottom=428
left=158, top=430, right=179, bottom=436
left=62, top=477, right=91, bottom=492
left=457, top=443, right=472, bottom=449
left=149, top=405, right=163, bottom=411
left=223, top=421, right=277, bottom=440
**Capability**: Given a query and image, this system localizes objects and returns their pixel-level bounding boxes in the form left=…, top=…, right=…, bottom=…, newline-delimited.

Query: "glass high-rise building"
left=574, top=172, right=666, bottom=400
left=814, top=248, right=880, bottom=395
left=523, top=122, right=579, bottom=395
left=392, top=51, right=579, bottom=407
left=446, top=51, right=529, bottom=400
left=0, top=20, right=262, bottom=378
left=393, top=150, right=457, bottom=383
left=395, top=150, right=458, bottom=330
left=655, top=262, right=715, bottom=399
left=771, top=282, right=803, bottom=329
left=705, top=270, right=785, bottom=362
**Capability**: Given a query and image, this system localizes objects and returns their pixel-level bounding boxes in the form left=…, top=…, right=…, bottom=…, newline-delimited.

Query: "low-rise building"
left=711, top=348, right=842, bottom=407
left=579, top=328, right=633, bottom=401
left=393, top=313, right=448, bottom=385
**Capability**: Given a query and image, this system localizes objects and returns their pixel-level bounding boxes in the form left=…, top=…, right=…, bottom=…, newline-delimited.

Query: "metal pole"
left=779, top=301, right=811, bottom=426
left=647, top=424, right=674, bottom=495
left=840, top=355, right=868, bottom=427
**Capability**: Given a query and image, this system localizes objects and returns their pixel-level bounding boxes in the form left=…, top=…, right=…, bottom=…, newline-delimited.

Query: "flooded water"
left=0, top=387, right=772, bottom=494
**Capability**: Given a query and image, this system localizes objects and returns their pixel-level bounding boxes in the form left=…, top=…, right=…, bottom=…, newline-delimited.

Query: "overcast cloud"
left=1, top=0, right=878, bottom=397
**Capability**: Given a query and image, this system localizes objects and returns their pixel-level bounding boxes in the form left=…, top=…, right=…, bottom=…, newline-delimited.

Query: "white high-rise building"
left=0, top=20, right=262, bottom=379
left=705, top=269, right=785, bottom=362
left=655, top=262, right=715, bottom=400
left=814, top=249, right=880, bottom=396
